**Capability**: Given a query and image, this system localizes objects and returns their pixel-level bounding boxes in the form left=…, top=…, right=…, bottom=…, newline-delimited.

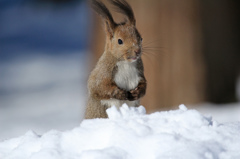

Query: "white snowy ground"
left=0, top=104, right=240, bottom=159
left=0, top=53, right=88, bottom=140
left=1, top=53, right=240, bottom=158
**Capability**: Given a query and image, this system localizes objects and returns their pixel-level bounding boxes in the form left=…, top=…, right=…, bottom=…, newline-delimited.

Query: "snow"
left=195, top=103, right=240, bottom=123
left=0, top=104, right=239, bottom=159
left=1, top=52, right=240, bottom=159
left=0, top=53, right=88, bottom=140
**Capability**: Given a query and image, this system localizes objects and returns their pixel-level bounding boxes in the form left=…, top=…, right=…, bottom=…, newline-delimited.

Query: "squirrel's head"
left=91, top=0, right=142, bottom=62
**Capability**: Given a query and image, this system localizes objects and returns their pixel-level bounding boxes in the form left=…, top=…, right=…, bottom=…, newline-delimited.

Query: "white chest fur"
left=114, top=61, right=140, bottom=91
left=101, top=61, right=141, bottom=108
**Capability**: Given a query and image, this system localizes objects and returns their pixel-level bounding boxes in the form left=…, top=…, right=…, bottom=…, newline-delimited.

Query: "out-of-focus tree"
left=89, top=0, right=239, bottom=112
left=201, top=0, right=240, bottom=104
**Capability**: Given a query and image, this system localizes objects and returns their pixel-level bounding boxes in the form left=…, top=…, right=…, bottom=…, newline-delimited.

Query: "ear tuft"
left=90, top=0, right=116, bottom=38
left=109, top=0, right=136, bottom=26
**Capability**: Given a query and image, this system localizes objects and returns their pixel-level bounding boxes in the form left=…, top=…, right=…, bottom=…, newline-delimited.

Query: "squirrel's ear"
left=104, top=19, right=115, bottom=39
left=110, top=0, right=136, bottom=26
left=90, top=0, right=116, bottom=38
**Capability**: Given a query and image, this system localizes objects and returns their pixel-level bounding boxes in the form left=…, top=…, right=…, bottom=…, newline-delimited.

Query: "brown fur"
left=85, top=0, right=146, bottom=119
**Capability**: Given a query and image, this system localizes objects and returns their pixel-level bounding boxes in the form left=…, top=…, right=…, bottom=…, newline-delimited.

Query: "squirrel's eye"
left=140, top=38, right=143, bottom=42
left=118, top=39, right=123, bottom=45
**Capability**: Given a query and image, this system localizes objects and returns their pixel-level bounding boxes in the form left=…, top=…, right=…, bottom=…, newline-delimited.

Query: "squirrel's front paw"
left=113, top=89, right=128, bottom=100
left=127, top=85, right=146, bottom=101
left=127, top=92, right=136, bottom=101
left=127, top=88, right=139, bottom=101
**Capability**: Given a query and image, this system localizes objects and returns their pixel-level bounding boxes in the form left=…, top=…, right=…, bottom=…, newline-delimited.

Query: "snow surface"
left=195, top=103, right=240, bottom=123
left=0, top=104, right=239, bottom=159
left=0, top=53, right=88, bottom=140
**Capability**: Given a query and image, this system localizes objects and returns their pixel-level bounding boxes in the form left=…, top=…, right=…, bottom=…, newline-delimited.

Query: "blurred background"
left=0, top=0, right=239, bottom=140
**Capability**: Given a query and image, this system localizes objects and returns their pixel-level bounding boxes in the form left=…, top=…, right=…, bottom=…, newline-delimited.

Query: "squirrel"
left=85, top=0, right=147, bottom=119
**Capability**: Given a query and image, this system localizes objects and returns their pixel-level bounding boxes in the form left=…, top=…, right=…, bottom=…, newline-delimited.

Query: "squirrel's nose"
left=134, top=49, right=141, bottom=56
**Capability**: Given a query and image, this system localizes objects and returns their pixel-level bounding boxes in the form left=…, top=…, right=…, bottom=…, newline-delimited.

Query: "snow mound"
left=1, top=104, right=240, bottom=159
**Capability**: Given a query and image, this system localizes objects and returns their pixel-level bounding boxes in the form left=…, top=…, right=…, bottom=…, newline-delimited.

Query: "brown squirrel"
left=85, top=0, right=147, bottom=119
